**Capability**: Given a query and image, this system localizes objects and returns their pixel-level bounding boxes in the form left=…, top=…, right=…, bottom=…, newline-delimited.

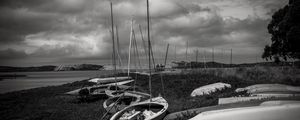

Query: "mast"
left=116, top=25, right=123, bottom=70
left=127, top=19, right=133, bottom=76
left=147, top=0, right=152, bottom=101
left=164, top=43, right=170, bottom=67
left=203, top=50, right=206, bottom=69
left=221, top=49, right=223, bottom=68
left=174, top=45, right=177, bottom=61
left=110, top=2, right=117, bottom=85
left=196, top=49, right=198, bottom=63
left=149, top=38, right=156, bottom=69
left=132, top=29, right=138, bottom=92
left=186, top=41, right=188, bottom=62
left=212, top=48, right=214, bottom=62
left=230, top=49, right=232, bottom=67
left=185, top=41, right=188, bottom=68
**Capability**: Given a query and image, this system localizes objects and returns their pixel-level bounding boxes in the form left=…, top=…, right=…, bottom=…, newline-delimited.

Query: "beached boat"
left=191, top=82, right=231, bottom=97
left=89, top=76, right=132, bottom=84
left=235, top=84, right=300, bottom=93
left=108, top=0, right=168, bottom=119
left=64, top=80, right=133, bottom=97
left=105, top=84, right=134, bottom=97
left=189, top=100, right=300, bottom=120
left=218, top=96, right=270, bottom=105
left=251, top=92, right=300, bottom=97
left=103, top=91, right=150, bottom=114
left=247, top=85, right=300, bottom=94
left=110, top=96, right=168, bottom=120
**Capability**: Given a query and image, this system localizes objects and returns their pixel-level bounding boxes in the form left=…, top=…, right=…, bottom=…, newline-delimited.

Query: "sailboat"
left=110, top=96, right=168, bottom=120
left=103, top=91, right=150, bottom=114
left=109, top=0, right=168, bottom=119
left=105, top=84, right=136, bottom=97
left=64, top=80, right=133, bottom=98
left=102, top=3, right=152, bottom=115
left=65, top=1, right=132, bottom=99
left=88, top=76, right=132, bottom=84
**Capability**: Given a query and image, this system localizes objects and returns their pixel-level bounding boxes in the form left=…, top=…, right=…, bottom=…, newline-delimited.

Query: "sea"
left=0, top=70, right=116, bottom=94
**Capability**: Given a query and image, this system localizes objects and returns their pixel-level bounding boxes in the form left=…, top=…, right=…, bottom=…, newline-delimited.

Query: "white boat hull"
left=110, top=97, right=168, bottom=120
left=190, top=101, right=300, bottom=120
left=89, top=76, right=132, bottom=84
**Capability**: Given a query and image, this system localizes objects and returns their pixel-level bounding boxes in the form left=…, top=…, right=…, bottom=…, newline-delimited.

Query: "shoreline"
left=0, top=67, right=299, bottom=120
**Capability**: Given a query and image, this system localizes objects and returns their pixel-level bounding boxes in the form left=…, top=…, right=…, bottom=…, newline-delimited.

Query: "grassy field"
left=0, top=66, right=299, bottom=120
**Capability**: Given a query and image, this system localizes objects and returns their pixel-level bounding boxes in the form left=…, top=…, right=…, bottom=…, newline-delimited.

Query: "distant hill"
left=54, top=64, right=104, bottom=71
left=0, top=65, right=57, bottom=72
left=0, top=64, right=104, bottom=72
left=171, top=61, right=299, bottom=69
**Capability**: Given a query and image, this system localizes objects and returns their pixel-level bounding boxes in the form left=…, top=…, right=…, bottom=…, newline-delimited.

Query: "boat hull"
left=189, top=101, right=300, bottom=120
left=110, top=97, right=168, bottom=120
left=104, top=91, right=150, bottom=114
left=89, top=76, right=132, bottom=84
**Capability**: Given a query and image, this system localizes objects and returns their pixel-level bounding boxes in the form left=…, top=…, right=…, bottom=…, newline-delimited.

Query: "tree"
left=263, top=0, right=300, bottom=62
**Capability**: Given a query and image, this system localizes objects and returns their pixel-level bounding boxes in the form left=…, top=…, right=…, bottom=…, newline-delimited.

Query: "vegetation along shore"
left=0, top=66, right=299, bottom=120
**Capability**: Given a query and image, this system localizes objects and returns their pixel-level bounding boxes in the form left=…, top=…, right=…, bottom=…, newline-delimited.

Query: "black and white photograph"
left=0, top=0, right=299, bottom=120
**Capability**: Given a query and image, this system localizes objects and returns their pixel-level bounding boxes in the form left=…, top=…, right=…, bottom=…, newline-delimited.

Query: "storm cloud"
left=0, top=0, right=288, bottom=66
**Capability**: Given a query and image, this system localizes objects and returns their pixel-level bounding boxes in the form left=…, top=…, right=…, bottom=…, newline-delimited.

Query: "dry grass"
left=0, top=66, right=299, bottom=120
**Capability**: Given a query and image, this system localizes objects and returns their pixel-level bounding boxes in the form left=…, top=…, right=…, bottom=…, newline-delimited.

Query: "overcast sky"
left=0, top=0, right=288, bottom=66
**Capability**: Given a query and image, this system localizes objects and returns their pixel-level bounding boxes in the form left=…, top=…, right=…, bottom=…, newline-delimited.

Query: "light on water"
left=0, top=71, right=111, bottom=94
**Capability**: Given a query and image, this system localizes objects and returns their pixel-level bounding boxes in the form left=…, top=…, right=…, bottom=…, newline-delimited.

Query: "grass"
left=0, top=66, right=299, bottom=120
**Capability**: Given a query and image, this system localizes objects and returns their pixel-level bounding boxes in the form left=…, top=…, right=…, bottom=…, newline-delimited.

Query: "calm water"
left=0, top=71, right=115, bottom=94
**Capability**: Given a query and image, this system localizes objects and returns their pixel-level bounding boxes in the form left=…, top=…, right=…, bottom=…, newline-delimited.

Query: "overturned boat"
left=235, top=84, right=300, bottom=93
left=235, top=84, right=300, bottom=98
left=189, top=100, right=300, bottom=120
left=191, top=82, right=231, bottom=97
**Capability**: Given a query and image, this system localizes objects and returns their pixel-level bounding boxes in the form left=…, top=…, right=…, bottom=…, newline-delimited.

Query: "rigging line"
left=116, top=25, right=124, bottom=73
left=132, top=29, right=138, bottom=91
left=100, top=94, right=125, bottom=120
left=139, top=24, right=149, bottom=67
left=133, top=29, right=142, bottom=70
left=132, top=30, right=137, bottom=72
left=127, top=19, right=133, bottom=77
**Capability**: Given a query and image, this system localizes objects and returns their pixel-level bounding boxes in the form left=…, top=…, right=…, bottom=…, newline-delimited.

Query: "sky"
left=0, top=0, right=288, bottom=67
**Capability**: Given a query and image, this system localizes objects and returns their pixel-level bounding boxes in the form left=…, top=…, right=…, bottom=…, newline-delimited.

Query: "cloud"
left=0, top=0, right=289, bottom=65
left=24, top=30, right=111, bottom=58
left=0, top=49, right=27, bottom=59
